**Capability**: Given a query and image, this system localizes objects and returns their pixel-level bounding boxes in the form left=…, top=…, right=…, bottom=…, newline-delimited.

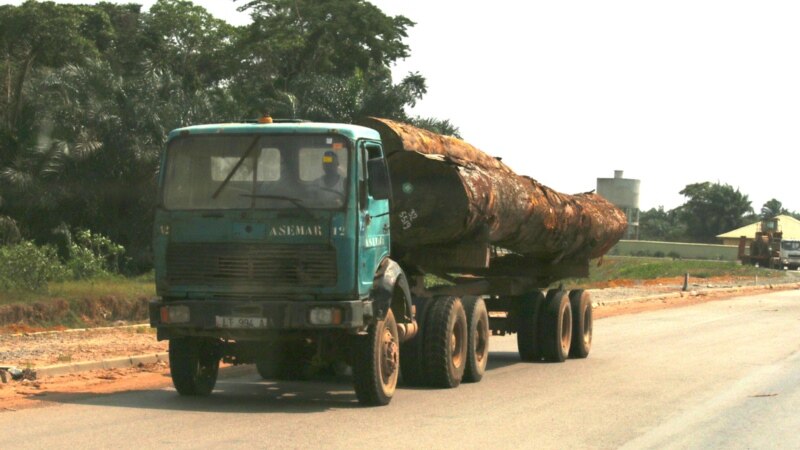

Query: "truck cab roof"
left=168, top=121, right=381, bottom=142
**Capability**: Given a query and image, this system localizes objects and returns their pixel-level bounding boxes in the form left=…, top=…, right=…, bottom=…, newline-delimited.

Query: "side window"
left=364, top=143, right=391, bottom=200
left=299, top=146, right=348, bottom=181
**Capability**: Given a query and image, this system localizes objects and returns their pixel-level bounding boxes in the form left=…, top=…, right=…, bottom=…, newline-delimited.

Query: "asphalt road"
left=2, top=290, right=799, bottom=449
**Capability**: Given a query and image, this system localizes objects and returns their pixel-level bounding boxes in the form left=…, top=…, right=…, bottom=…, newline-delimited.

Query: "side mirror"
left=367, top=158, right=391, bottom=200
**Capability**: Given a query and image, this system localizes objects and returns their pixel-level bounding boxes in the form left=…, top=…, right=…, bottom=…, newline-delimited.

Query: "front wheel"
left=169, top=338, right=220, bottom=396
left=352, top=309, right=399, bottom=406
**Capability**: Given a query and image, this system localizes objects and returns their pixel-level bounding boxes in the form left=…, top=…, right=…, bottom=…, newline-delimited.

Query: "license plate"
left=215, top=316, right=270, bottom=329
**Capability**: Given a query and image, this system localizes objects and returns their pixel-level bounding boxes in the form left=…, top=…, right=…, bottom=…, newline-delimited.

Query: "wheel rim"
left=380, top=327, right=399, bottom=387
left=451, top=320, right=465, bottom=369
left=560, top=302, right=572, bottom=354
left=583, top=307, right=592, bottom=346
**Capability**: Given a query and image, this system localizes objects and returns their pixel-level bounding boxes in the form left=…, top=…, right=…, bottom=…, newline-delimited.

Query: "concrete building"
left=597, top=170, right=640, bottom=239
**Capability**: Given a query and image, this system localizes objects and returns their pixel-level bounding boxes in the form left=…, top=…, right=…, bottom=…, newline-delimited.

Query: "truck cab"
left=779, top=240, right=800, bottom=270
left=149, top=120, right=410, bottom=405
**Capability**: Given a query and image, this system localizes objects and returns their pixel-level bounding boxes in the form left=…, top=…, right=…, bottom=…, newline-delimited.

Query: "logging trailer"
left=149, top=117, right=627, bottom=405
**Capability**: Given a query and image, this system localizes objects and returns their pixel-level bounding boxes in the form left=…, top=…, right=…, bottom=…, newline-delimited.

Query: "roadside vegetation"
left=2, top=249, right=795, bottom=331
left=577, top=256, right=788, bottom=286
left=422, top=255, right=789, bottom=292
left=0, top=231, right=153, bottom=330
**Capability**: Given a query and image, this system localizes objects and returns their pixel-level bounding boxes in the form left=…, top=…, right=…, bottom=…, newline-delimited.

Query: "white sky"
left=7, top=0, right=800, bottom=212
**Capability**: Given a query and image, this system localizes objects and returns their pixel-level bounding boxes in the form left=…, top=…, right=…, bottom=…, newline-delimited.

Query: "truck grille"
left=166, top=243, right=337, bottom=288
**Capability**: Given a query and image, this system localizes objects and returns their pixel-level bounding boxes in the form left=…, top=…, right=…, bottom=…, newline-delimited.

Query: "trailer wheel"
left=169, top=337, right=220, bottom=396
left=516, top=291, right=545, bottom=361
left=462, top=296, right=489, bottom=383
left=424, top=296, right=468, bottom=388
left=568, top=289, right=592, bottom=359
left=352, top=309, right=399, bottom=406
left=539, top=290, right=572, bottom=362
left=400, top=297, right=431, bottom=386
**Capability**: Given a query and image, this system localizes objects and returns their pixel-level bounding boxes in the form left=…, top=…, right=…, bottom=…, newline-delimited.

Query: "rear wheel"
left=462, top=296, right=490, bottom=383
left=568, top=289, right=592, bottom=359
left=516, top=291, right=545, bottom=362
left=424, top=296, right=468, bottom=388
left=352, top=309, right=399, bottom=406
left=169, top=337, right=220, bottom=396
left=539, top=289, right=572, bottom=362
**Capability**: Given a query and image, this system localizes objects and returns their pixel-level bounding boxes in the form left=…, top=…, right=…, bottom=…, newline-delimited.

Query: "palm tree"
left=761, top=199, right=787, bottom=219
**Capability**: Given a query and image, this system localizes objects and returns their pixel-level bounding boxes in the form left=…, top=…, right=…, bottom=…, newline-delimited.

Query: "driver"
left=313, top=150, right=345, bottom=195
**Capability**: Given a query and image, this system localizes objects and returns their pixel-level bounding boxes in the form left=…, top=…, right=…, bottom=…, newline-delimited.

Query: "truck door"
left=358, top=141, right=391, bottom=291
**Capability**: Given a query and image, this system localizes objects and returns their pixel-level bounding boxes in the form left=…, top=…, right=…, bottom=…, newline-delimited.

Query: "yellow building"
left=716, top=215, right=800, bottom=246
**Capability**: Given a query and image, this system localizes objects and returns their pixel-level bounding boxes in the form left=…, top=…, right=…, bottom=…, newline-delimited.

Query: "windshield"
left=781, top=241, right=800, bottom=251
left=162, top=134, right=350, bottom=210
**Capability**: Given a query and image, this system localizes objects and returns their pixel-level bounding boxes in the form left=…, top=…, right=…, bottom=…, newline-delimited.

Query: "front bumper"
left=149, top=298, right=373, bottom=340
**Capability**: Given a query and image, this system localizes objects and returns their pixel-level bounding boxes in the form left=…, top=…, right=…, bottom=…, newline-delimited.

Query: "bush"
left=0, top=241, right=68, bottom=291
left=0, top=229, right=126, bottom=292
left=66, top=229, right=126, bottom=279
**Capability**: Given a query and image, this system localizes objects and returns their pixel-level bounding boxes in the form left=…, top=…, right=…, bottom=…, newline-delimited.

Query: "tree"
left=679, top=182, right=753, bottom=243
left=409, top=116, right=462, bottom=138
left=760, top=198, right=788, bottom=219
left=0, top=0, right=455, bottom=271
left=143, top=0, right=238, bottom=91
left=232, top=0, right=418, bottom=120
left=638, top=207, right=687, bottom=242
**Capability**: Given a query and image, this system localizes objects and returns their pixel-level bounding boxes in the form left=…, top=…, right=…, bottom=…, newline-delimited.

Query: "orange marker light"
left=258, top=115, right=273, bottom=124
left=160, top=307, right=170, bottom=323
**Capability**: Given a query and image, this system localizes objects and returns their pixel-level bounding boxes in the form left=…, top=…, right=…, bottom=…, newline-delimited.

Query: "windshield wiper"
left=212, top=136, right=261, bottom=200
left=240, top=194, right=314, bottom=218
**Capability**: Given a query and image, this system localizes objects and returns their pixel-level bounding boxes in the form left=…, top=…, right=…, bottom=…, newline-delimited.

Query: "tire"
left=400, top=297, right=431, bottom=387
left=352, top=309, right=399, bottom=406
left=255, top=357, right=281, bottom=380
left=568, top=289, right=592, bottom=359
left=516, top=291, right=545, bottom=362
left=169, top=337, right=220, bottom=396
left=462, top=296, right=489, bottom=382
left=255, top=341, right=284, bottom=380
left=255, top=340, right=314, bottom=381
left=424, top=296, right=468, bottom=388
left=539, top=289, right=572, bottom=363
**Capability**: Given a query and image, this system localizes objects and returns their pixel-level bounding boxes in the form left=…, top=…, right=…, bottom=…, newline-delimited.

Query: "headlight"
left=160, top=305, right=190, bottom=324
left=309, top=307, right=343, bottom=325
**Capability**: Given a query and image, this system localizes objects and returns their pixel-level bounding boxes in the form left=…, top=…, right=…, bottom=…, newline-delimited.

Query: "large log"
left=359, top=117, right=628, bottom=266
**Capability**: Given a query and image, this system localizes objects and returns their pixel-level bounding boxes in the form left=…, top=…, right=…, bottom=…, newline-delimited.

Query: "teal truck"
left=149, top=117, right=627, bottom=406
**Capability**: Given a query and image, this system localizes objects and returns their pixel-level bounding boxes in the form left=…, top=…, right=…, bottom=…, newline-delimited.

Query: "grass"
left=0, top=272, right=155, bottom=307
left=571, top=256, right=788, bottom=286
left=0, top=273, right=155, bottom=330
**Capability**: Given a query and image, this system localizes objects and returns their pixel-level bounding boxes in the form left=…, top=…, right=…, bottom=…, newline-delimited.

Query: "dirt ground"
left=1, top=276, right=798, bottom=412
